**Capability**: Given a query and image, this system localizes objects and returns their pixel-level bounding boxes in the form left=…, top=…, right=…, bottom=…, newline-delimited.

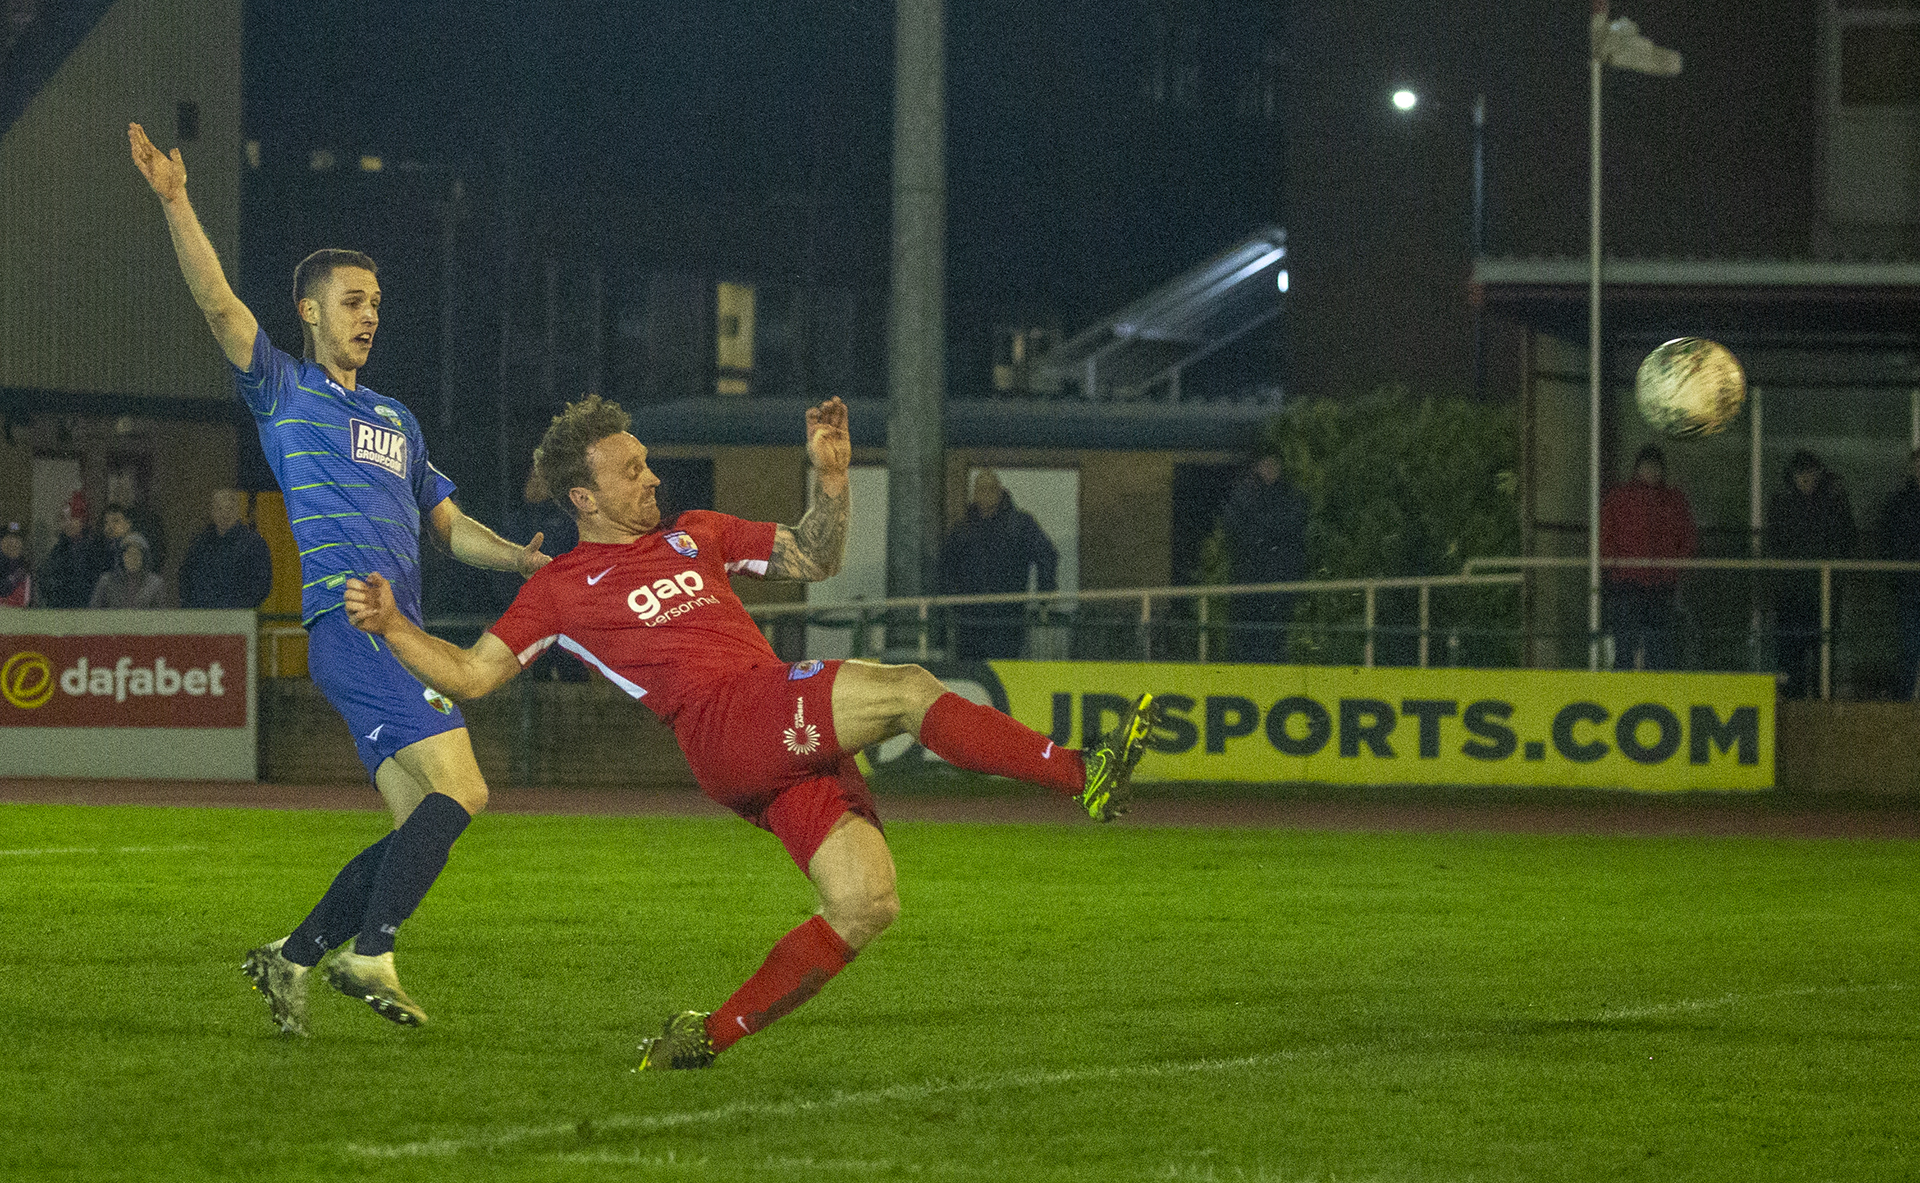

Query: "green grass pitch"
left=3, top=801, right=1916, bottom=1182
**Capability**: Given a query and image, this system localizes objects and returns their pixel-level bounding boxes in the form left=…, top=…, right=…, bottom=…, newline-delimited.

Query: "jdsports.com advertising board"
left=864, top=661, right=1773, bottom=791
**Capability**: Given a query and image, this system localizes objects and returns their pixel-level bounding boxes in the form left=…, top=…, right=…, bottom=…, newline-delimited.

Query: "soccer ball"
left=1634, top=337, right=1746, bottom=438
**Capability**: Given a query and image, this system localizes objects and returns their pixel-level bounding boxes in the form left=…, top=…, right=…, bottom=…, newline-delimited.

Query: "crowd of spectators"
left=0, top=488, right=273, bottom=614
left=12, top=451, right=1920, bottom=697
left=1197, top=440, right=1920, bottom=697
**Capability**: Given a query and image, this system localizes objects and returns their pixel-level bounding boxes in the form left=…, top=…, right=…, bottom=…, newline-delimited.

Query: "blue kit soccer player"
left=131, top=122, right=547, bottom=1034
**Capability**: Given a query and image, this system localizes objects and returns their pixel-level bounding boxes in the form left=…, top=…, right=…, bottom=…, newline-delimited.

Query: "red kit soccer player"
left=343, top=393, right=1158, bottom=1069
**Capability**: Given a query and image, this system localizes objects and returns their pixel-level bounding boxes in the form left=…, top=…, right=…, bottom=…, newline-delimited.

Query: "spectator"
left=36, top=492, right=110, bottom=608
left=1600, top=444, right=1697, bottom=670
left=179, top=488, right=275, bottom=609
left=1220, top=454, right=1310, bottom=662
left=1767, top=450, right=1857, bottom=698
left=89, top=532, right=169, bottom=609
left=1, top=522, right=30, bottom=607
left=106, top=472, right=167, bottom=570
left=1880, top=447, right=1920, bottom=698
left=101, top=503, right=134, bottom=552
left=939, top=470, right=1058, bottom=659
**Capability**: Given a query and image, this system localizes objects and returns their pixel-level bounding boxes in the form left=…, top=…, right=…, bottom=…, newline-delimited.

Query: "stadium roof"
left=1474, top=256, right=1920, bottom=346
left=1036, top=227, right=1287, bottom=401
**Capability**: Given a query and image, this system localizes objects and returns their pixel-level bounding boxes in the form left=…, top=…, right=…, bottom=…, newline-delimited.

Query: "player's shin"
left=915, top=691, right=1086, bottom=795
left=706, top=915, right=855, bottom=1053
left=352, top=792, right=472, bottom=957
left=281, top=832, right=396, bottom=967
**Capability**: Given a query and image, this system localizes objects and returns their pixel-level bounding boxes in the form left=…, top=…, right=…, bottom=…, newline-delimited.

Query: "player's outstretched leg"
left=241, top=938, right=311, bottom=1037
left=636, top=1010, right=717, bottom=1071
left=637, top=813, right=890, bottom=1071
left=900, top=673, right=1160, bottom=821
left=1075, top=692, right=1160, bottom=822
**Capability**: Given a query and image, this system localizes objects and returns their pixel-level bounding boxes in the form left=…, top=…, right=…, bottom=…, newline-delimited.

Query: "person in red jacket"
left=1600, top=444, right=1697, bottom=670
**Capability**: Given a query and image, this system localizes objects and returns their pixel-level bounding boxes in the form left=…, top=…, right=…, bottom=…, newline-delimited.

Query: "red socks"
left=707, top=915, right=855, bottom=1053
left=917, top=691, right=1085, bottom=795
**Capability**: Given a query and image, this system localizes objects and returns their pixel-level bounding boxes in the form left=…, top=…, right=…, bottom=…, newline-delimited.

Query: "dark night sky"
left=233, top=1, right=1825, bottom=408
left=237, top=0, right=1282, bottom=321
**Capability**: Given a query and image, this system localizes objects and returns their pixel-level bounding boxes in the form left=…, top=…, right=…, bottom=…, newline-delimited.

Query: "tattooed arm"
left=767, top=397, right=851, bottom=581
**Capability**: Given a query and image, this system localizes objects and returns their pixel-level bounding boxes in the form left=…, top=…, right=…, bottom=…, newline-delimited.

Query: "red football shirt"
left=488, top=510, right=782, bottom=722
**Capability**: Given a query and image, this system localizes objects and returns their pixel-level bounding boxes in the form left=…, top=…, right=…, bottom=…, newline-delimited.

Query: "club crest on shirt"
left=423, top=687, right=455, bottom=715
left=373, top=404, right=406, bottom=430
left=665, top=530, right=699, bottom=558
left=350, top=417, right=409, bottom=479
left=788, top=660, right=825, bottom=681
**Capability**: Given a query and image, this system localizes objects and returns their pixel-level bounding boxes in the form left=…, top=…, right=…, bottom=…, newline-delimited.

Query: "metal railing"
left=737, top=573, right=1523, bottom=668
left=262, top=557, right=1920, bottom=700
left=1463, top=555, right=1920, bottom=700
left=265, top=574, right=1521, bottom=674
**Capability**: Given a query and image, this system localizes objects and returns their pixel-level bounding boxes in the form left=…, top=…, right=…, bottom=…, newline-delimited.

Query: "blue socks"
left=283, top=832, right=395, bottom=968
left=352, top=791, right=472, bottom=958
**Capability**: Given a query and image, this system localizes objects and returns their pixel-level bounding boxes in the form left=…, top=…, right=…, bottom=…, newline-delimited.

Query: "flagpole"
left=1584, top=2, right=1680, bottom=672
left=1588, top=2, right=1606, bottom=671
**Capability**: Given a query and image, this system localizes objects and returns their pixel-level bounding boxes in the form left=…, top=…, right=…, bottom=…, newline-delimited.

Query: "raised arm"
left=427, top=498, right=550, bottom=576
left=767, top=397, right=851, bottom=581
left=128, top=123, right=258, bottom=368
left=343, top=573, right=521, bottom=700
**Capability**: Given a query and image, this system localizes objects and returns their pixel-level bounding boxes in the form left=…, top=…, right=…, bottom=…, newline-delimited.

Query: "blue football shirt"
left=232, top=329, right=456, bottom=626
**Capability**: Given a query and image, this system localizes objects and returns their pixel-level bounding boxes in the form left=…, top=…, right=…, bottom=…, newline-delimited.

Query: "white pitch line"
left=0, top=847, right=100, bottom=857
left=345, top=1048, right=1337, bottom=1160
left=0, top=844, right=207, bottom=857
left=1588, top=981, right=1907, bottom=1022
left=345, top=980, right=1914, bottom=1163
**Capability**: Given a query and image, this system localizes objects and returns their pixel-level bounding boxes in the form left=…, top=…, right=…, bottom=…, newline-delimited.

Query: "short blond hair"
left=532, top=394, right=633, bottom=517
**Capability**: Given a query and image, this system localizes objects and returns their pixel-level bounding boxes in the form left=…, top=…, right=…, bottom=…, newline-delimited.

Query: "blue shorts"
left=306, top=608, right=467, bottom=780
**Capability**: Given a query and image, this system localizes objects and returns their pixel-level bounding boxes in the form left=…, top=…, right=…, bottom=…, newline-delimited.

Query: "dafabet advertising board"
left=0, top=609, right=257, bottom=779
left=866, top=662, right=1772, bottom=791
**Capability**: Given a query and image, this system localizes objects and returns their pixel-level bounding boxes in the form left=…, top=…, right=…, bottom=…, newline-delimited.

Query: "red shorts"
left=671, top=659, right=881, bottom=869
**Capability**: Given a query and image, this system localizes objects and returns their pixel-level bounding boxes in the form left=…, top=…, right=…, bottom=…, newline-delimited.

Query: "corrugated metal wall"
left=0, top=0, right=240, bottom=399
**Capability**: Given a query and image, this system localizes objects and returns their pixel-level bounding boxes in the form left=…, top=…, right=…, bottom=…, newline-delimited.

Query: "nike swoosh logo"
left=366, top=724, right=384, bottom=741
left=1042, top=741, right=1054, bottom=759
left=587, top=566, right=615, bottom=585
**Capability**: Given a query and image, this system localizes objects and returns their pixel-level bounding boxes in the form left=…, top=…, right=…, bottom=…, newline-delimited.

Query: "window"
left=715, top=282, right=755, bottom=396
left=992, top=324, right=1062, bottom=394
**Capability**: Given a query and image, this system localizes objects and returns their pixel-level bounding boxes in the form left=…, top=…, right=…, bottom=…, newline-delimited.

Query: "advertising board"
left=863, top=661, right=1773, bottom=791
left=0, top=610, right=257, bottom=780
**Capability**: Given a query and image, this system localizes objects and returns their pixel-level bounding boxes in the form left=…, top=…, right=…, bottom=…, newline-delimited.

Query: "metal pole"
left=1198, top=595, right=1209, bottom=663
left=1587, top=44, right=1605, bottom=672
left=1419, top=583, right=1431, bottom=668
left=1820, top=563, right=1832, bottom=701
left=886, top=0, right=948, bottom=606
left=1364, top=585, right=1377, bottom=668
left=1471, top=94, right=1486, bottom=403
left=917, top=600, right=930, bottom=662
left=1139, top=593, right=1152, bottom=660
left=1750, top=385, right=1765, bottom=671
